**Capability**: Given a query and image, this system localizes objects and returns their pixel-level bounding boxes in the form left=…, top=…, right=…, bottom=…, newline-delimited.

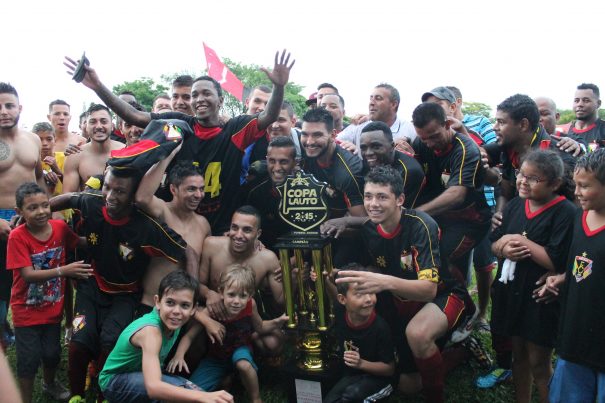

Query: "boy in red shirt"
left=6, top=183, right=92, bottom=402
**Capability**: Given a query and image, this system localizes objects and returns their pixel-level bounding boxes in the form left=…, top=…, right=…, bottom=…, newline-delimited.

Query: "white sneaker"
left=450, top=304, right=479, bottom=343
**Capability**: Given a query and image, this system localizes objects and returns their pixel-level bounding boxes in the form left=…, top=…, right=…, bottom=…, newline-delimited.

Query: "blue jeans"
left=550, top=358, right=605, bottom=403
left=102, top=372, right=200, bottom=403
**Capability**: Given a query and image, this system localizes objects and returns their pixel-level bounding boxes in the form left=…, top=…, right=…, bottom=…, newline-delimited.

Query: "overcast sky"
left=3, top=0, right=604, bottom=131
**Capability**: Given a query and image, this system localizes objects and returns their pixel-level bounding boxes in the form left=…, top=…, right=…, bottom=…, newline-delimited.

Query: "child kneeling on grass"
left=168, top=264, right=288, bottom=403
left=7, top=183, right=91, bottom=403
left=98, top=270, right=233, bottom=403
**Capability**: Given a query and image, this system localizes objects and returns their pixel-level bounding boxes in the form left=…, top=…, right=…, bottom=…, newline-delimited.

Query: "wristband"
left=57, top=266, right=62, bottom=277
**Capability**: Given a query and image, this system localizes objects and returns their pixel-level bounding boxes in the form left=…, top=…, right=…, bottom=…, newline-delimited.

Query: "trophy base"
left=284, top=357, right=339, bottom=403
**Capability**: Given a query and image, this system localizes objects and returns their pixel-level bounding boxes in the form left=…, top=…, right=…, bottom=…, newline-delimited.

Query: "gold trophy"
left=274, top=170, right=335, bottom=379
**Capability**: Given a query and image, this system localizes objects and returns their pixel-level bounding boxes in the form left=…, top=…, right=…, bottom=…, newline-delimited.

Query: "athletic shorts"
left=391, top=289, right=467, bottom=373
left=439, top=220, right=490, bottom=285
left=14, top=323, right=61, bottom=378
left=0, top=209, right=16, bottom=302
left=71, top=277, right=139, bottom=354
left=189, top=346, right=257, bottom=391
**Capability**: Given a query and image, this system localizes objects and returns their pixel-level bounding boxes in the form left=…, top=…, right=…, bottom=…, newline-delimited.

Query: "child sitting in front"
left=168, top=263, right=288, bottom=403
left=322, top=262, right=395, bottom=403
left=6, top=183, right=91, bottom=403
left=99, top=270, right=233, bottom=403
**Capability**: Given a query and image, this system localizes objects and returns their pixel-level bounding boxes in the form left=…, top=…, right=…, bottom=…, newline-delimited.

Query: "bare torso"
left=54, top=131, right=86, bottom=153
left=0, top=130, right=41, bottom=208
left=63, top=140, right=124, bottom=192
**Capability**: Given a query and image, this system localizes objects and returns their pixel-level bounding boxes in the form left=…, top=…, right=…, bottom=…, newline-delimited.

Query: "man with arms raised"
left=65, top=50, right=294, bottom=234
left=47, top=99, right=86, bottom=152
left=62, top=104, right=124, bottom=193
left=0, top=82, right=45, bottom=350
left=199, top=206, right=284, bottom=354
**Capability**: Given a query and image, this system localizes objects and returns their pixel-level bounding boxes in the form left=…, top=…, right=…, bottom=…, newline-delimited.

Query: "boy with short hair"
left=6, top=183, right=92, bottom=403
left=169, top=264, right=288, bottom=403
left=99, top=270, right=234, bottom=403
left=322, top=262, right=395, bottom=403
left=538, top=148, right=605, bottom=402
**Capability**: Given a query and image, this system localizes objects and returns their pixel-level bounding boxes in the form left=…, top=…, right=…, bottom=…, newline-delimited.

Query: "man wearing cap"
left=337, top=83, right=417, bottom=155
left=65, top=50, right=294, bottom=235
left=62, top=104, right=125, bottom=193
left=306, top=92, right=318, bottom=109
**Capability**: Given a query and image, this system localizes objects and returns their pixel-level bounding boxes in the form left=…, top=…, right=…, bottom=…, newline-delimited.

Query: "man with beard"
left=135, top=143, right=211, bottom=310
left=359, top=121, right=424, bottom=208
left=62, top=104, right=124, bottom=193
left=199, top=206, right=284, bottom=354
left=246, top=136, right=298, bottom=248
left=566, top=83, right=605, bottom=150
left=47, top=99, right=86, bottom=152
left=0, top=82, right=45, bottom=349
left=65, top=50, right=294, bottom=234
left=300, top=108, right=365, bottom=218
left=50, top=166, right=192, bottom=402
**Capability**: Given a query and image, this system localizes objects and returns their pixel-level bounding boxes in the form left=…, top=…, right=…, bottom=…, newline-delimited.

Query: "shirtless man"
left=62, top=104, right=124, bottom=193
left=0, top=82, right=45, bottom=347
left=200, top=205, right=284, bottom=353
left=135, top=143, right=211, bottom=308
left=47, top=99, right=86, bottom=152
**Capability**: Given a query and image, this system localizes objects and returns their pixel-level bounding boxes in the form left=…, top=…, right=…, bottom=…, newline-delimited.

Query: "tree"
left=112, top=78, right=169, bottom=112
left=462, top=101, right=493, bottom=119
left=558, top=109, right=605, bottom=124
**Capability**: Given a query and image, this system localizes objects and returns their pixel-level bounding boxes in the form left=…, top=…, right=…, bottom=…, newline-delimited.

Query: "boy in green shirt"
left=98, top=270, right=233, bottom=403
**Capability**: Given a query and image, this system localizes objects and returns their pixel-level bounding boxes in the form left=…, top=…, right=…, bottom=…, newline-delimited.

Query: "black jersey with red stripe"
left=566, top=119, right=605, bottom=149
left=413, top=132, right=490, bottom=223
left=558, top=209, right=605, bottom=371
left=151, top=112, right=266, bottom=233
left=68, top=192, right=187, bottom=294
left=301, top=145, right=364, bottom=218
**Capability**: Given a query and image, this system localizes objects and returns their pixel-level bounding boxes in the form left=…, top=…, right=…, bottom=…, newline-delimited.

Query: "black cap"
left=421, top=86, right=457, bottom=104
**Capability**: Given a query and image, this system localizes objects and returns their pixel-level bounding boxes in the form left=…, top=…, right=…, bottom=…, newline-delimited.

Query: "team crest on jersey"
left=572, top=253, right=593, bottom=282
left=400, top=247, right=417, bottom=272
left=441, top=170, right=451, bottom=187
left=344, top=340, right=359, bottom=352
left=72, top=315, right=86, bottom=334
left=119, top=243, right=134, bottom=261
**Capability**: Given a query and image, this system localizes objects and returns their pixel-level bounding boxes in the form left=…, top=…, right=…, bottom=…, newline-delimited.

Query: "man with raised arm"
left=64, top=50, right=294, bottom=234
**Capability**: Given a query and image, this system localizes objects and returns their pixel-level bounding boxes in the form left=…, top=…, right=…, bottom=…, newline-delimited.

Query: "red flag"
left=203, top=43, right=244, bottom=101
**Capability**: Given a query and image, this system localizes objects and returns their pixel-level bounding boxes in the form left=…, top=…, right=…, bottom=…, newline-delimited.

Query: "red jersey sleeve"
left=6, top=226, right=33, bottom=270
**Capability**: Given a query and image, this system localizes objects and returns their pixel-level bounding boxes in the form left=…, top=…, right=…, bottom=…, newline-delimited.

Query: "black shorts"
left=0, top=239, right=12, bottom=301
left=391, top=288, right=468, bottom=374
left=439, top=220, right=490, bottom=284
left=14, top=323, right=62, bottom=378
left=71, top=277, right=139, bottom=354
left=472, top=233, right=497, bottom=272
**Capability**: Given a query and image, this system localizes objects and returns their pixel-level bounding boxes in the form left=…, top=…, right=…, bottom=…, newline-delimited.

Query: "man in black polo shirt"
left=359, top=121, right=424, bottom=208
left=65, top=50, right=295, bottom=234
left=566, top=83, right=605, bottom=150
left=412, top=102, right=490, bottom=340
left=300, top=108, right=365, bottom=218
left=50, top=166, right=190, bottom=400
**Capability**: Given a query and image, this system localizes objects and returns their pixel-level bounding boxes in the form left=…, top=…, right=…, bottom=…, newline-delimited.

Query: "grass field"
left=4, top=276, right=532, bottom=402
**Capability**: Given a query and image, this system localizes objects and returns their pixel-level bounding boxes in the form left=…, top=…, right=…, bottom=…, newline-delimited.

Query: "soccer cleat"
left=462, top=335, right=493, bottom=370
left=451, top=304, right=479, bottom=343
left=475, top=367, right=512, bottom=388
left=474, top=318, right=491, bottom=334
left=42, top=381, right=71, bottom=401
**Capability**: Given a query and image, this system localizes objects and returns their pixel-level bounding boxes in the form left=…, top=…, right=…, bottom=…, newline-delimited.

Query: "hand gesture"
left=64, top=143, right=83, bottom=157
left=260, top=50, right=295, bottom=88
left=343, top=350, right=362, bottom=368
left=43, top=155, right=59, bottom=170
left=320, top=218, right=349, bottom=239
left=337, top=140, right=357, bottom=154
left=446, top=116, right=468, bottom=135
left=204, top=317, right=226, bottom=346
left=64, top=56, right=102, bottom=91
left=394, top=138, right=415, bottom=155
left=61, top=261, right=93, bottom=279
left=501, top=240, right=530, bottom=261
left=552, top=135, right=583, bottom=157
left=350, top=114, right=369, bottom=126
left=44, top=170, right=60, bottom=186
left=205, top=290, right=229, bottom=321
left=335, top=270, right=389, bottom=294
left=534, top=273, right=565, bottom=303
left=166, top=354, right=190, bottom=374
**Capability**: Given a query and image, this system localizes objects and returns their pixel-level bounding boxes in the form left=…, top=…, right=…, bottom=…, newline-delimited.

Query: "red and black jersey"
left=566, top=118, right=605, bottom=151
left=245, top=178, right=290, bottom=249
left=150, top=112, right=266, bottom=234
left=557, top=209, right=605, bottom=371
left=391, top=150, right=425, bottom=209
left=68, top=191, right=187, bottom=294
left=301, top=145, right=364, bottom=217
left=413, top=132, right=490, bottom=223
left=332, top=303, right=395, bottom=378
left=489, top=196, right=576, bottom=347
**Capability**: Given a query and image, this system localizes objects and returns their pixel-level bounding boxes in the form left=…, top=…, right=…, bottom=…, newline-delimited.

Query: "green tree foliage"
left=462, top=102, right=493, bottom=119
left=112, top=78, right=169, bottom=112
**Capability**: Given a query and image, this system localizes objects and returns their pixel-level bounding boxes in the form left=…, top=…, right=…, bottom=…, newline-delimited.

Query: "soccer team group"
left=0, top=49, right=604, bottom=403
